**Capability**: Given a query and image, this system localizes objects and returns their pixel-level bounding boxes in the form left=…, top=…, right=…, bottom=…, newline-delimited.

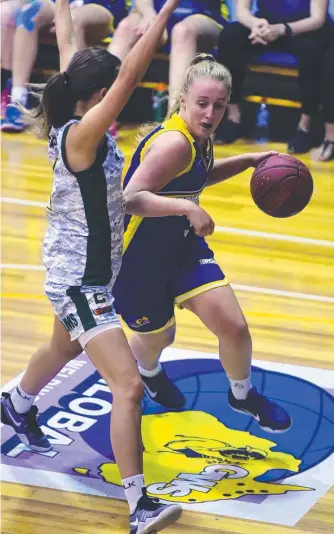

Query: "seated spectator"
left=312, top=7, right=334, bottom=161
left=215, top=0, right=329, bottom=153
left=1, top=0, right=127, bottom=132
left=1, top=0, right=25, bottom=112
left=108, top=0, right=229, bottom=112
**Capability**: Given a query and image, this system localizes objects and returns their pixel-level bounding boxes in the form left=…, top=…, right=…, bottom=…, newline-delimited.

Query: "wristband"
left=284, top=23, right=292, bottom=36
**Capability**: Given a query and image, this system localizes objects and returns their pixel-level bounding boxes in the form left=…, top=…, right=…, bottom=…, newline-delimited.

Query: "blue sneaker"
left=1, top=392, right=52, bottom=452
left=228, top=387, right=292, bottom=433
left=141, top=367, right=185, bottom=409
left=1, top=104, right=25, bottom=132
left=129, top=488, right=182, bottom=534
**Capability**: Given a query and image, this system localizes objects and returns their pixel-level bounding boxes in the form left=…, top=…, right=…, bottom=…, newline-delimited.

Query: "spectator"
left=1, top=0, right=127, bottom=132
left=216, top=0, right=328, bottom=153
left=1, top=0, right=25, bottom=112
left=108, top=0, right=229, bottom=112
left=312, top=5, right=334, bottom=161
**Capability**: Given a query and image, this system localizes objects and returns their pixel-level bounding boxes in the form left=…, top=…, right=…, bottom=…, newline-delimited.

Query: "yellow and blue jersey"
left=113, top=114, right=228, bottom=334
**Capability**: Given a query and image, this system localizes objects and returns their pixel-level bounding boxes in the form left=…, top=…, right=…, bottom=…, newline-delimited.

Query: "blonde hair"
left=138, top=53, right=232, bottom=140
left=168, top=53, right=232, bottom=117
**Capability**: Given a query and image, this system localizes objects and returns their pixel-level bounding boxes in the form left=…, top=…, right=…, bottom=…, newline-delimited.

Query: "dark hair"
left=24, top=47, right=121, bottom=138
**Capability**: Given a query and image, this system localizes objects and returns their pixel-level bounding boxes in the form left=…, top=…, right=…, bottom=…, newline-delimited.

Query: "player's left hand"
left=249, top=151, right=279, bottom=167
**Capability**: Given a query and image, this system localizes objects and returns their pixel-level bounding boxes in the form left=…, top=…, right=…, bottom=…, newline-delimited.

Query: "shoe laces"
left=250, top=388, right=280, bottom=416
left=26, top=406, right=44, bottom=438
left=139, top=488, right=161, bottom=510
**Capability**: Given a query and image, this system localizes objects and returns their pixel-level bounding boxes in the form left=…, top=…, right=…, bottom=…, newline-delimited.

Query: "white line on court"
left=1, top=263, right=333, bottom=303
left=1, top=195, right=334, bottom=248
left=215, top=225, right=334, bottom=248
left=0, top=264, right=45, bottom=271
left=1, top=197, right=46, bottom=208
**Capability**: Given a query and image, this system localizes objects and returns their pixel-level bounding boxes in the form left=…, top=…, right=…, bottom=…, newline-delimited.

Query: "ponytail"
left=22, top=47, right=120, bottom=138
left=22, top=72, right=75, bottom=138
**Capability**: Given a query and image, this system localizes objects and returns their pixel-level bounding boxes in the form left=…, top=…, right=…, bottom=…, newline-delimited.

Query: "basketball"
left=250, top=154, right=313, bottom=218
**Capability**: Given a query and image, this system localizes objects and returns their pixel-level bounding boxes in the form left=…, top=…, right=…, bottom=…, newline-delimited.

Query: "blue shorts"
left=113, top=231, right=228, bottom=333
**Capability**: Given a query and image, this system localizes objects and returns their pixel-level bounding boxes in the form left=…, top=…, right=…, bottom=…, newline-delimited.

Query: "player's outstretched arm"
left=72, top=0, right=179, bottom=154
left=207, top=151, right=278, bottom=186
left=55, top=0, right=78, bottom=72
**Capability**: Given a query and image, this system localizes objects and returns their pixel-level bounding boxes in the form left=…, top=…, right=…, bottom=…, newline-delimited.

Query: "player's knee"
left=150, top=325, right=176, bottom=350
left=171, top=21, right=197, bottom=47
left=113, top=375, right=144, bottom=405
left=216, top=315, right=250, bottom=344
left=162, top=325, right=176, bottom=347
left=49, top=341, right=82, bottom=362
left=226, top=318, right=250, bottom=344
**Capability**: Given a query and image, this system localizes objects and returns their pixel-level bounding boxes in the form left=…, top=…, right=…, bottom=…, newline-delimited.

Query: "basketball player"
left=1, top=0, right=183, bottom=531
left=113, top=53, right=292, bottom=434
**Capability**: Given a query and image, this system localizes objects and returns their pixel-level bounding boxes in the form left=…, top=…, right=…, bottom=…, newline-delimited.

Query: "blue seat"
left=251, top=51, right=297, bottom=68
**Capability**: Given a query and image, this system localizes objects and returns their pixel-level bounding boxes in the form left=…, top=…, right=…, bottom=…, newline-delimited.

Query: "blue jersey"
left=113, top=114, right=227, bottom=334
left=256, top=0, right=311, bottom=23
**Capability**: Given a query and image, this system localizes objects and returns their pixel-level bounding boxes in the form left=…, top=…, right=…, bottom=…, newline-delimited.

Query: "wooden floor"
left=1, top=127, right=334, bottom=533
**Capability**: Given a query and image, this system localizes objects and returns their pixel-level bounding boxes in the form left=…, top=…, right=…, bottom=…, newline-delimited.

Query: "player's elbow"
left=123, top=190, right=141, bottom=215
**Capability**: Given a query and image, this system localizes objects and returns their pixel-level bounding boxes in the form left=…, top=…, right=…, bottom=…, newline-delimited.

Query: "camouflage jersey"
left=44, top=118, right=125, bottom=292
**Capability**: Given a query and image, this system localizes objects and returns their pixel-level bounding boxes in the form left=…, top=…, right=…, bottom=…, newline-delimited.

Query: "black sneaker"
left=228, top=387, right=292, bottom=433
left=141, top=367, right=185, bottom=409
left=129, top=488, right=182, bottom=534
left=288, top=128, right=312, bottom=154
left=1, top=392, right=52, bottom=452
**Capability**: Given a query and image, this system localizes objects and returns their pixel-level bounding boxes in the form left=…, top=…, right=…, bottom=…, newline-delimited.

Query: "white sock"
left=229, top=376, right=252, bottom=400
left=10, top=385, right=35, bottom=414
left=11, top=86, right=28, bottom=106
left=122, top=474, right=145, bottom=513
left=138, top=362, right=162, bottom=378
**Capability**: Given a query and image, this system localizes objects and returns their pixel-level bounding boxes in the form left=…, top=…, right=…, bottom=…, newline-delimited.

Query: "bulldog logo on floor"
left=96, top=411, right=311, bottom=503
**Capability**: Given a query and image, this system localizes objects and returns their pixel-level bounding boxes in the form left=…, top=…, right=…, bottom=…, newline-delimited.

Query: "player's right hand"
left=187, top=204, right=215, bottom=237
